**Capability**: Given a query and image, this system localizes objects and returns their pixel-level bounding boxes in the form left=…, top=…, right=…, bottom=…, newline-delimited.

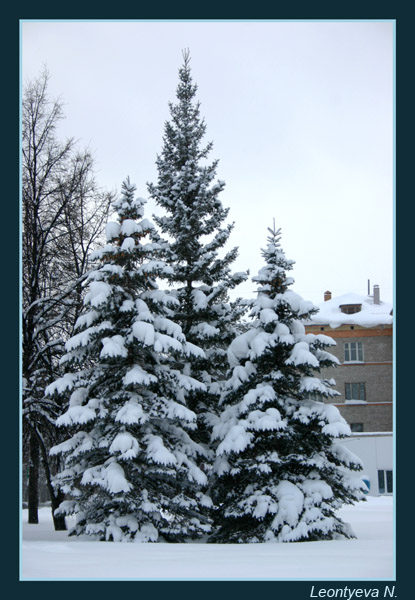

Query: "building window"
left=345, top=382, right=366, bottom=401
left=378, top=470, right=393, bottom=494
left=304, top=392, right=324, bottom=402
left=350, top=423, right=364, bottom=432
left=340, top=304, right=362, bottom=314
left=344, top=341, right=364, bottom=362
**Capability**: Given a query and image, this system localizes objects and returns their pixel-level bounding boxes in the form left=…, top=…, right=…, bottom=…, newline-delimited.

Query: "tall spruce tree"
left=209, top=223, right=366, bottom=543
left=47, top=178, right=212, bottom=542
left=147, top=50, right=247, bottom=426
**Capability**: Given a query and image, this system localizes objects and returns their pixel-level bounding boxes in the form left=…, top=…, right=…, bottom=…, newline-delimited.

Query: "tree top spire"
left=182, top=48, right=191, bottom=64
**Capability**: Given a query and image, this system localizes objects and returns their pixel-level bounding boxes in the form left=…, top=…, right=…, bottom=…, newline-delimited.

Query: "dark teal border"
left=10, top=2, right=409, bottom=599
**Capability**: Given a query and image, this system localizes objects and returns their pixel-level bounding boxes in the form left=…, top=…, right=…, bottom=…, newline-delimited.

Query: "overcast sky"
left=21, top=20, right=394, bottom=306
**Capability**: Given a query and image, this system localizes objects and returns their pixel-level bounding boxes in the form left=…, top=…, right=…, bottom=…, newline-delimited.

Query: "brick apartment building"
left=304, top=285, right=393, bottom=432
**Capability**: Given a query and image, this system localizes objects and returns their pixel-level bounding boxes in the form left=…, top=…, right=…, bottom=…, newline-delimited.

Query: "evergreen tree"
left=47, top=178, right=212, bottom=542
left=209, top=223, right=366, bottom=543
left=147, top=50, right=248, bottom=425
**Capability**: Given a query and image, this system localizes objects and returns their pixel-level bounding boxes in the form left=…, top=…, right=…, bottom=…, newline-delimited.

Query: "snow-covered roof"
left=306, top=292, right=393, bottom=329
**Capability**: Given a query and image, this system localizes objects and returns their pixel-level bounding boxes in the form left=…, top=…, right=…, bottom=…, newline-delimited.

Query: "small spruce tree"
left=147, top=50, right=248, bottom=429
left=47, top=178, right=212, bottom=542
left=209, top=223, right=366, bottom=543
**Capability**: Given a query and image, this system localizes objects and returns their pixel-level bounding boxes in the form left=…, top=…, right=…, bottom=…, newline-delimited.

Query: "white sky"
left=21, top=20, right=394, bottom=306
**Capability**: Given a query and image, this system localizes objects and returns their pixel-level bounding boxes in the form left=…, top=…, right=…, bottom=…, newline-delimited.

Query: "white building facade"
left=339, top=432, right=393, bottom=496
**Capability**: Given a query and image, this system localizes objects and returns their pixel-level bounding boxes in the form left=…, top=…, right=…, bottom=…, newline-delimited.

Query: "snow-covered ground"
left=21, top=496, right=394, bottom=580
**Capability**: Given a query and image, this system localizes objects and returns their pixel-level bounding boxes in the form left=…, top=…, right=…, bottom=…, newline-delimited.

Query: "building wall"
left=306, top=323, right=393, bottom=431
left=335, top=403, right=392, bottom=433
left=338, top=433, right=393, bottom=496
left=319, top=326, right=392, bottom=362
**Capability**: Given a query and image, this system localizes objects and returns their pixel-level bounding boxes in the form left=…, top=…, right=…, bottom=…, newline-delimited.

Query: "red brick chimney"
left=324, top=290, right=332, bottom=302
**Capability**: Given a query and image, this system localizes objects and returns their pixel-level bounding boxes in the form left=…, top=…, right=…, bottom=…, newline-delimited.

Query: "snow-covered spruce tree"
left=147, top=50, right=248, bottom=429
left=46, top=178, right=212, bottom=542
left=209, top=224, right=366, bottom=543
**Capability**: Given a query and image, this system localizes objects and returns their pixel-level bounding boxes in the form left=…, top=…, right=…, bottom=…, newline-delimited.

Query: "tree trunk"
left=27, top=430, right=39, bottom=524
left=37, top=432, right=67, bottom=531
left=51, top=489, right=67, bottom=531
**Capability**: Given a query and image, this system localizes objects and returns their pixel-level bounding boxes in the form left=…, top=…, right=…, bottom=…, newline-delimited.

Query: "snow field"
left=21, top=496, right=394, bottom=580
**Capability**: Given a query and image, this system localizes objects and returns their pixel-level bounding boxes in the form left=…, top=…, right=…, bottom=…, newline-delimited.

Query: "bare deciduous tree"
left=22, top=68, right=112, bottom=528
